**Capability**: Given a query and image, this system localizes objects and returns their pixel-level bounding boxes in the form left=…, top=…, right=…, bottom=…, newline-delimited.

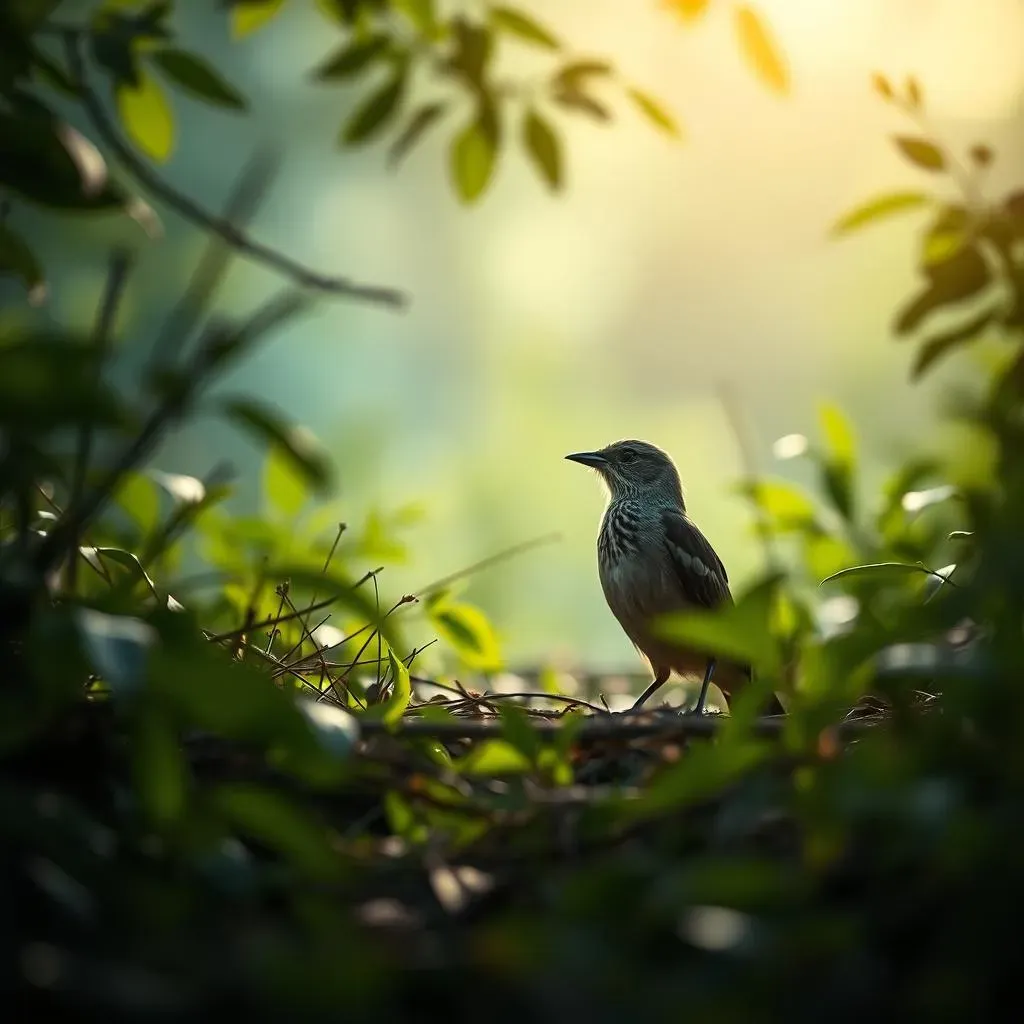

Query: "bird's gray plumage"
left=566, top=439, right=783, bottom=715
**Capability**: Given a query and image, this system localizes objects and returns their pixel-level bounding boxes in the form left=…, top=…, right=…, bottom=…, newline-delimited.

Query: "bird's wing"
left=660, top=508, right=733, bottom=610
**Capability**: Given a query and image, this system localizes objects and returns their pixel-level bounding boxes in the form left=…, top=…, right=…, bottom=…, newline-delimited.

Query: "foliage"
left=2, top=4, right=1024, bottom=1023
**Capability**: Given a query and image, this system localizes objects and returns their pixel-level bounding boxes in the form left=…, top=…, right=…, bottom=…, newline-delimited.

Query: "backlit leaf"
left=116, top=70, right=175, bottom=162
left=893, top=136, right=945, bottom=172
left=490, top=6, right=560, bottom=49
left=456, top=739, right=532, bottom=776
left=830, top=191, right=930, bottom=237
left=230, top=0, right=286, bottom=39
left=522, top=108, right=562, bottom=190
left=429, top=599, right=501, bottom=670
left=381, top=648, right=411, bottom=727
left=627, top=87, right=681, bottom=138
left=662, top=0, right=710, bottom=21
left=734, top=5, right=789, bottom=95
left=450, top=110, right=498, bottom=203
left=912, top=306, right=999, bottom=380
left=262, top=443, right=308, bottom=519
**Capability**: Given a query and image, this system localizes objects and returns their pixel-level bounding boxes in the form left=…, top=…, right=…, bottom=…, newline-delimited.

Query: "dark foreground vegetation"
left=2, top=2, right=1024, bottom=1020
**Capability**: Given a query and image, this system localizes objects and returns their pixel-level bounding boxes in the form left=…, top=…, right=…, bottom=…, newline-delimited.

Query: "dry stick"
left=66, top=250, right=132, bottom=593
left=409, top=676, right=606, bottom=714
left=207, top=567, right=382, bottom=643
left=62, top=31, right=406, bottom=309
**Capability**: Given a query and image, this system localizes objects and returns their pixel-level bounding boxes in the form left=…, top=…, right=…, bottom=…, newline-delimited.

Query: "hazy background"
left=29, top=0, right=1024, bottom=673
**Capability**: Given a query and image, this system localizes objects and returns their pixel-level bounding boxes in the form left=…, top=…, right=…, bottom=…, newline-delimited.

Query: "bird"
left=566, top=439, right=784, bottom=716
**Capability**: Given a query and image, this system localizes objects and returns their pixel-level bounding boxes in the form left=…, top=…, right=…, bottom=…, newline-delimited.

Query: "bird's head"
left=565, top=439, right=684, bottom=504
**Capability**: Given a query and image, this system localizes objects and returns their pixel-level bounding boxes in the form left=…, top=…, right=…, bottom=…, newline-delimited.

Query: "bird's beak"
left=565, top=450, right=608, bottom=469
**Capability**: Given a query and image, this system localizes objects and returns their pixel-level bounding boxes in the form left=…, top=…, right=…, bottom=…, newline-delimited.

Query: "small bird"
left=566, top=439, right=784, bottom=716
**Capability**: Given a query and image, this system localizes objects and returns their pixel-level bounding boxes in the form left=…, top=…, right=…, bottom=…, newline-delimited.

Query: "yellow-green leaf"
left=456, top=739, right=532, bottom=776
left=450, top=114, right=498, bottom=204
left=262, top=443, right=308, bottom=519
left=382, top=649, right=411, bottom=727
left=522, top=108, right=562, bottom=190
left=116, top=71, right=175, bottom=162
left=819, top=402, right=856, bottom=469
left=231, top=0, right=286, bottom=39
left=627, top=87, right=682, bottom=139
left=429, top=600, right=501, bottom=670
left=734, top=5, right=789, bottom=95
left=893, top=136, right=945, bottom=172
left=830, top=191, right=930, bottom=237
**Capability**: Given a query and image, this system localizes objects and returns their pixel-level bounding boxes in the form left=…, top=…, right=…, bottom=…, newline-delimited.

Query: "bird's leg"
left=690, top=658, right=716, bottom=716
left=632, top=667, right=670, bottom=710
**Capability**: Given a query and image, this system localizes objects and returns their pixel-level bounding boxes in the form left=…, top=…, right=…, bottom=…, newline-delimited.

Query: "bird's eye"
left=619, top=449, right=637, bottom=464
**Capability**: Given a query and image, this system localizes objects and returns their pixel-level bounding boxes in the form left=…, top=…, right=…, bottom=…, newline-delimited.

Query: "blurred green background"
left=20, top=0, right=1024, bottom=671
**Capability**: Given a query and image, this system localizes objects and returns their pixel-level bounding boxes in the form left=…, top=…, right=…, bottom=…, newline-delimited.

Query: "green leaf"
left=739, top=480, right=817, bottom=531
left=921, top=205, right=969, bottom=265
left=133, top=707, right=187, bottom=827
left=830, top=191, right=930, bottom=236
left=819, top=562, right=941, bottom=585
left=151, top=48, right=247, bottom=110
left=455, top=738, right=532, bottom=776
left=627, top=87, right=681, bottom=138
left=522, top=108, right=562, bottom=190
left=893, top=136, right=945, bottom=172
left=450, top=109, right=499, bottom=203
left=553, top=87, right=610, bottom=122
left=490, top=6, right=561, bottom=49
left=654, top=574, right=782, bottom=674
left=221, top=397, right=333, bottom=491
left=552, top=60, right=613, bottom=89
left=498, top=703, right=542, bottom=761
left=912, top=306, right=999, bottom=380
left=0, top=222, right=45, bottom=304
left=114, top=471, right=161, bottom=535
left=428, top=599, right=501, bottom=670
left=341, top=67, right=407, bottom=145
left=116, top=69, right=175, bottom=162
left=230, top=0, right=286, bottom=39
left=212, top=783, right=340, bottom=878
left=734, top=5, right=789, bottom=94
left=381, top=648, right=411, bottom=727
left=394, top=0, right=437, bottom=34
left=388, top=101, right=448, bottom=167
left=262, top=443, right=309, bottom=519
left=818, top=402, right=856, bottom=520
left=313, top=35, right=390, bottom=81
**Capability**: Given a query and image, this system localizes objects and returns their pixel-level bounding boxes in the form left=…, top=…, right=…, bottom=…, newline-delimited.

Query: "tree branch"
left=61, top=31, right=407, bottom=309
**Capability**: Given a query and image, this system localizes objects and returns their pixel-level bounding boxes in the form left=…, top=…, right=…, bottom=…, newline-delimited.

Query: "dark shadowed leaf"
left=0, top=222, right=45, bottom=304
left=552, top=86, right=610, bottom=122
left=211, top=784, right=340, bottom=877
left=895, top=244, right=991, bottom=334
left=0, top=110, right=125, bottom=210
left=627, top=87, right=680, bottom=137
left=133, top=707, right=187, bottom=826
left=912, top=306, right=999, bottom=379
left=522, top=108, right=562, bottom=189
left=922, top=205, right=969, bottom=265
left=905, top=76, right=922, bottom=108
left=447, top=17, right=493, bottom=88
left=341, top=66, right=407, bottom=145
left=498, top=703, right=542, bottom=760
left=388, top=101, right=448, bottom=167
left=830, top=191, right=929, bottom=236
left=152, top=48, right=247, bottom=110
left=394, top=0, right=437, bottom=34
left=116, top=69, right=175, bottom=162
left=313, top=35, right=390, bottom=81
left=221, top=397, right=332, bottom=491
left=893, top=136, right=945, bottom=172
left=490, top=6, right=560, bottom=50
left=552, top=60, right=612, bottom=90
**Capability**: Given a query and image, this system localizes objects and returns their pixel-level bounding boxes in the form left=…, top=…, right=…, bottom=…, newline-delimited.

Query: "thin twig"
left=61, top=31, right=406, bottom=309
